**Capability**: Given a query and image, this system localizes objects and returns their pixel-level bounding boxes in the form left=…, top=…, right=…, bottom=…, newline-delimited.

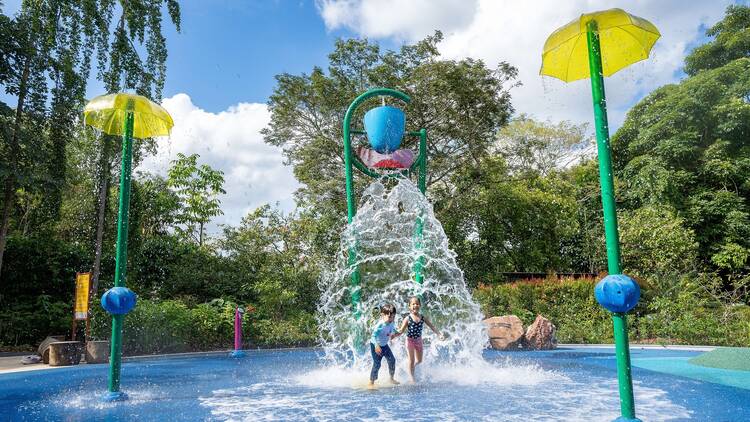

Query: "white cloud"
left=316, top=0, right=733, bottom=131
left=138, top=94, right=298, bottom=233
left=317, top=0, right=479, bottom=41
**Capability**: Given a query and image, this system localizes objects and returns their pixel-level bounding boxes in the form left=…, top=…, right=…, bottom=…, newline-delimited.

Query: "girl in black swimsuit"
left=396, top=296, right=445, bottom=382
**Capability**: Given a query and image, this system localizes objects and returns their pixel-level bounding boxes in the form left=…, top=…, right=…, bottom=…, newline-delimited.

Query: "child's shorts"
left=406, top=337, right=423, bottom=353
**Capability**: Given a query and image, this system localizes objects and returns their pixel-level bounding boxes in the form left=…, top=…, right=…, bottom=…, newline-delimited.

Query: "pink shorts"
left=406, top=337, right=423, bottom=353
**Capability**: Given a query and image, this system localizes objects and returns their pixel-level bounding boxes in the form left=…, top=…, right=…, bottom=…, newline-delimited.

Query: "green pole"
left=586, top=21, right=638, bottom=421
left=412, top=129, right=428, bottom=286
left=418, top=129, right=427, bottom=194
left=343, top=89, right=411, bottom=352
left=108, top=109, right=134, bottom=394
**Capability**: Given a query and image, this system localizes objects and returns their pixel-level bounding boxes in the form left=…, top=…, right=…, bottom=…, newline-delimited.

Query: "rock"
left=38, top=335, right=66, bottom=364
left=483, top=315, right=525, bottom=350
left=48, top=341, right=83, bottom=366
left=85, top=340, right=110, bottom=364
left=524, top=315, right=557, bottom=350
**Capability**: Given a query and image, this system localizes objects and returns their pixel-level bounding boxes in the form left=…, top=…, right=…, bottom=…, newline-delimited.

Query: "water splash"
left=317, top=178, right=487, bottom=373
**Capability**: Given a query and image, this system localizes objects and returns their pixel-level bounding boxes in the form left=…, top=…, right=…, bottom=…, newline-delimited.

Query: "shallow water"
left=2, top=347, right=749, bottom=421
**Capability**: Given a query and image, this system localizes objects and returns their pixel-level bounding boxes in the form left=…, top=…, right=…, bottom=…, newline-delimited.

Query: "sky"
left=2, top=0, right=742, bottom=232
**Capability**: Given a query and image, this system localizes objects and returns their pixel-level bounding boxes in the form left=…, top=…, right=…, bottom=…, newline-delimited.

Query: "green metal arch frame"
left=342, top=88, right=427, bottom=222
left=342, top=88, right=428, bottom=353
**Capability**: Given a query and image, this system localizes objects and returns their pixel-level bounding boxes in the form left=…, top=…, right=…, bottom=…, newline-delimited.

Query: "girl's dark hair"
left=380, top=304, right=396, bottom=315
left=408, top=296, right=421, bottom=305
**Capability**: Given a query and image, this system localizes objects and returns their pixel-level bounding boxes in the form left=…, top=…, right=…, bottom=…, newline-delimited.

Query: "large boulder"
left=483, top=315, right=525, bottom=350
left=38, top=335, right=66, bottom=364
left=524, top=315, right=557, bottom=350
left=85, top=340, right=110, bottom=364
left=48, top=341, right=83, bottom=366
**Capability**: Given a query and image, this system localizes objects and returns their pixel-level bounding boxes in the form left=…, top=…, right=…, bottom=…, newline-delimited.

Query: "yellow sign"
left=74, top=273, right=91, bottom=320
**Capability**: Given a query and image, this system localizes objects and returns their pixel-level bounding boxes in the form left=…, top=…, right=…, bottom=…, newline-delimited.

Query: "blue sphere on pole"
left=101, top=287, right=137, bottom=315
left=595, top=274, right=640, bottom=313
left=364, top=106, right=405, bottom=153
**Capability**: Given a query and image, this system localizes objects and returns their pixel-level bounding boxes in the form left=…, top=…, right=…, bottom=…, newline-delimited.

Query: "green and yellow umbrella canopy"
left=83, top=93, right=174, bottom=139
left=540, top=8, right=660, bottom=82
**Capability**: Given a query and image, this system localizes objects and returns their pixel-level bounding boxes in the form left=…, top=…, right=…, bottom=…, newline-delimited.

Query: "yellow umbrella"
left=83, top=92, right=174, bottom=138
left=540, top=8, right=660, bottom=422
left=540, top=8, right=660, bottom=82
left=83, top=92, right=173, bottom=401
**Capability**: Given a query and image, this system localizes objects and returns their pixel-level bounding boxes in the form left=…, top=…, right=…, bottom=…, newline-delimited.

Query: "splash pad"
left=4, top=88, right=750, bottom=421
left=315, top=88, right=495, bottom=382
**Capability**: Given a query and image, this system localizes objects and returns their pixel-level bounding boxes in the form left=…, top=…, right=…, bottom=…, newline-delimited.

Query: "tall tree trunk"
left=90, top=136, right=112, bottom=299
left=0, top=56, right=31, bottom=280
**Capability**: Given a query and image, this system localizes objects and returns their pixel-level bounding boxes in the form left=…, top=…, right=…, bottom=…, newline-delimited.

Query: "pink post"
left=230, top=307, right=245, bottom=358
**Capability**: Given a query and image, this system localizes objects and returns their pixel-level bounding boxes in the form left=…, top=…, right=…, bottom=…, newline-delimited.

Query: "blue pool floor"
left=0, top=346, right=748, bottom=421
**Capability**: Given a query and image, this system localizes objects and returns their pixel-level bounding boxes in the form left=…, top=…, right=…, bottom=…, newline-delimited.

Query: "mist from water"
left=316, top=178, right=488, bottom=380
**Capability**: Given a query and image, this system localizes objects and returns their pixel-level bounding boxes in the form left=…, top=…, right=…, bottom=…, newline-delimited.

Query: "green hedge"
left=473, top=276, right=750, bottom=346
left=90, top=298, right=318, bottom=355
left=0, top=296, right=71, bottom=348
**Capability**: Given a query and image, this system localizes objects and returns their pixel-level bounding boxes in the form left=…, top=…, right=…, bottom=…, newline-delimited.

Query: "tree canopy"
left=614, top=51, right=750, bottom=275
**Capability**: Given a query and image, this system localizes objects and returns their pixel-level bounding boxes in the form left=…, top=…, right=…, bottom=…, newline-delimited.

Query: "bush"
left=474, top=274, right=750, bottom=346
left=0, top=235, right=90, bottom=301
left=250, top=313, right=318, bottom=348
left=90, top=298, right=318, bottom=355
left=474, top=277, right=612, bottom=343
left=0, top=296, right=71, bottom=348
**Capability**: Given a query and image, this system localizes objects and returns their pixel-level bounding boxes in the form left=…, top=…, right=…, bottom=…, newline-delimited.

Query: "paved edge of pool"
left=0, top=344, right=721, bottom=375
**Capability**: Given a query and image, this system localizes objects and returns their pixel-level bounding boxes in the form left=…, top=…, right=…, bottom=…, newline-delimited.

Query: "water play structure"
left=341, top=88, right=428, bottom=351
left=83, top=93, right=175, bottom=401
left=317, top=88, right=488, bottom=372
left=541, top=9, right=660, bottom=421
left=230, top=306, right=246, bottom=358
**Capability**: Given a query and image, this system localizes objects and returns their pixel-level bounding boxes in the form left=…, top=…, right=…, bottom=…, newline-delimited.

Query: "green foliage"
left=614, top=56, right=750, bottom=275
left=0, top=235, right=89, bottom=300
left=131, top=173, right=180, bottom=238
left=127, top=235, right=240, bottom=301
left=263, top=32, right=517, bottom=256
left=684, top=5, right=750, bottom=75
left=0, top=296, right=70, bottom=347
left=474, top=278, right=612, bottom=343
left=438, top=155, right=581, bottom=285
left=618, top=205, right=699, bottom=278
left=90, top=298, right=317, bottom=354
left=636, top=273, right=750, bottom=346
left=220, top=205, right=322, bottom=317
left=475, top=276, right=750, bottom=346
left=496, top=115, right=591, bottom=176
left=91, top=299, right=233, bottom=354
left=167, top=153, right=226, bottom=246
left=4, top=6, right=750, bottom=354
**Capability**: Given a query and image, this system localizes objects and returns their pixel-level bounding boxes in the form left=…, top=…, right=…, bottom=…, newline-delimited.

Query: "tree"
left=88, top=0, right=181, bottom=298
left=496, top=114, right=591, bottom=177
left=0, top=9, right=50, bottom=279
left=220, top=205, right=322, bottom=319
left=263, top=32, right=517, bottom=258
left=684, top=5, right=750, bottom=76
left=618, top=205, right=699, bottom=278
left=0, top=0, right=182, bottom=286
left=131, top=173, right=180, bottom=238
left=613, top=6, right=750, bottom=276
left=437, top=155, right=580, bottom=285
left=167, top=153, right=225, bottom=247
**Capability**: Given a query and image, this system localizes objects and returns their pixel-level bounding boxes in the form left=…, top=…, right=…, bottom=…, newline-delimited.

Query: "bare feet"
left=389, top=378, right=400, bottom=385
left=367, top=381, right=376, bottom=390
